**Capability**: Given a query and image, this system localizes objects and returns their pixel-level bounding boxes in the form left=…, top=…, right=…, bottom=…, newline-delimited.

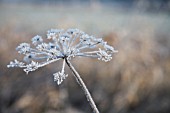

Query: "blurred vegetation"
left=0, top=1, right=170, bottom=113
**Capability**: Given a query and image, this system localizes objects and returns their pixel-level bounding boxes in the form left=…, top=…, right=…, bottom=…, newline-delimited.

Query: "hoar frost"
left=7, top=28, right=118, bottom=85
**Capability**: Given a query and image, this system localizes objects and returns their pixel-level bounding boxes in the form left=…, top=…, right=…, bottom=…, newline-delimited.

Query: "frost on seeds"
left=32, top=35, right=43, bottom=45
left=7, top=28, right=118, bottom=85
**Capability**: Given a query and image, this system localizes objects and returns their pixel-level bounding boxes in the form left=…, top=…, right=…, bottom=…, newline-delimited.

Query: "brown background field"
left=0, top=1, right=170, bottom=113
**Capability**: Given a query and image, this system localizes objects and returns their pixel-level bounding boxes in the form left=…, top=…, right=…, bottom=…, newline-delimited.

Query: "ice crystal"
left=7, top=28, right=118, bottom=85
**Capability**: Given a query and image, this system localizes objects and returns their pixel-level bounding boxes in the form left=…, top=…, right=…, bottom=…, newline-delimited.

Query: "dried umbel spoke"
left=7, top=28, right=118, bottom=113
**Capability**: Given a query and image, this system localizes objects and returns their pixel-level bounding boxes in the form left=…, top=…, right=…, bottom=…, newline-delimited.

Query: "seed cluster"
left=7, top=28, right=118, bottom=85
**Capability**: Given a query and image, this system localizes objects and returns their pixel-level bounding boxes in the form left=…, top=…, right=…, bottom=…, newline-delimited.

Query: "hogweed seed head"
left=7, top=28, right=118, bottom=84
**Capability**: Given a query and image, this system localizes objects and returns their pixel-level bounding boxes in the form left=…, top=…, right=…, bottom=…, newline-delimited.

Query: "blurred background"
left=0, top=0, right=170, bottom=113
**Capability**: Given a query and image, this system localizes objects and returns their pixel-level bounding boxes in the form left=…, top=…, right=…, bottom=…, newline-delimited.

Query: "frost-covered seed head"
left=16, top=43, right=31, bottom=54
left=7, top=28, right=118, bottom=85
left=32, top=35, right=43, bottom=45
left=23, top=61, right=39, bottom=74
left=53, top=72, right=68, bottom=85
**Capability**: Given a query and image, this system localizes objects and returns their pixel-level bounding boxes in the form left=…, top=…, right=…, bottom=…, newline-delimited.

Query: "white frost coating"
left=7, top=28, right=117, bottom=84
left=53, top=60, right=68, bottom=85
left=32, top=35, right=43, bottom=45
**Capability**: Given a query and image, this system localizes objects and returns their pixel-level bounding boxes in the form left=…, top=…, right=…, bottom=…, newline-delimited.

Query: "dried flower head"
left=7, top=28, right=118, bottom=85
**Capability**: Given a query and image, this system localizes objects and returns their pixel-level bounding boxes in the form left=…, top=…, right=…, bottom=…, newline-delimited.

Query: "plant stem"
left=65, top=58, right=100, bottom=113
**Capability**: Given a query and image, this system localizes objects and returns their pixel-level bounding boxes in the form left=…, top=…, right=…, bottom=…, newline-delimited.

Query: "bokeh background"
left=0, top=0, right=170, bottom=113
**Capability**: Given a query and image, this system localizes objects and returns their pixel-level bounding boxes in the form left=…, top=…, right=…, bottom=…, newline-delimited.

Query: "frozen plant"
left=7, top=28, right=118, bottom=113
